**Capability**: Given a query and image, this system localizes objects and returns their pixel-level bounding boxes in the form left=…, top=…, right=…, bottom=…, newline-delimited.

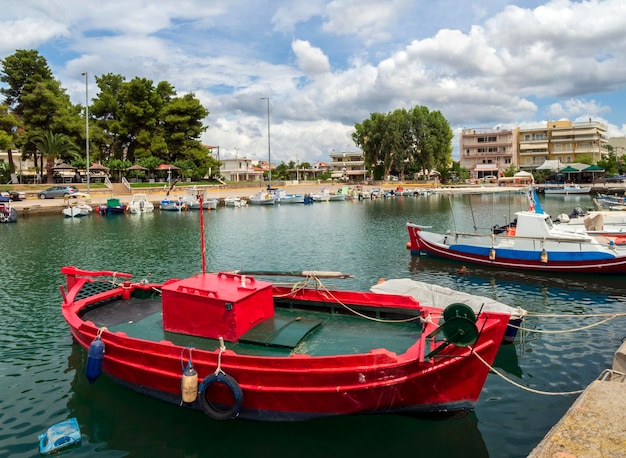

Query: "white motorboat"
left=273, top=189, right=305, bottom=204
left=62, top=202, right=92, bottom=218
left=544, top=183, right=591, bottom=194
left=224, top=196, right=244, bottom=207
left=248, top=191, right=276, bottom=205
left=128, top=194, right=154, bottom=214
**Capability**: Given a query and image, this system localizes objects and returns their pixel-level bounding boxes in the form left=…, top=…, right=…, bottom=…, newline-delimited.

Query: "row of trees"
left=352, top=106, right=454, bottom=181
left=1, top=50, right=459, bottom=185
left=0, top=49, right=220, bottom=183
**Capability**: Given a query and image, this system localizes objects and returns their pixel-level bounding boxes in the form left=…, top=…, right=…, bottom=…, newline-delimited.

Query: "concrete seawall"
left=528, top=341, right=626, bottom=457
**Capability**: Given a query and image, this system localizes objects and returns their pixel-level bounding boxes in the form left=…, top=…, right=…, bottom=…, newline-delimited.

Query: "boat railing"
left=446, top=230, right=613, bottom=246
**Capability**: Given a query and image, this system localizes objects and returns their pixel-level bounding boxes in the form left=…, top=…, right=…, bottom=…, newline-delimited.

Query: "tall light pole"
left=81, top=72, right=90, bottom=194
left=261, top=97, right=271, bottom=188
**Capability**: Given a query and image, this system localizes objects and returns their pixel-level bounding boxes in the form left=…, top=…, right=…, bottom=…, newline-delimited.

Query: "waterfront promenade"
left=8, top=179, right=626, bottom=216
left=9, top=181, right=518, bottom=215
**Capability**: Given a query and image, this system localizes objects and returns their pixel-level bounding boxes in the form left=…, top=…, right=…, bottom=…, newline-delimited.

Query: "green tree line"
left=352, top=106, right=454, bottom=181
left=0, top=49, right=219, bottom=183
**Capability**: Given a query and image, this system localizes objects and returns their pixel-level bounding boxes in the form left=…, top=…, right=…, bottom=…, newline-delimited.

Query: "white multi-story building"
left=328, top=151, right=367, bottom=181
left=218, top=157, right=263, bottom=182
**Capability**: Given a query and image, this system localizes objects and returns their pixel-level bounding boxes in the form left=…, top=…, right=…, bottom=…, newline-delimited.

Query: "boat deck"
left=79, top=294, right=423, bottom=357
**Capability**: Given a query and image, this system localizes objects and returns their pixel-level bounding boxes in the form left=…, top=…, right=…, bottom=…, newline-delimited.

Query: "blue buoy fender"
left=86, top=335, right=105, bottom=384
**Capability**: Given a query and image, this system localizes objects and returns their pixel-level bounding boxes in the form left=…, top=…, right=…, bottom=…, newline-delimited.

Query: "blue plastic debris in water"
left=38, top=417, right=81, bottom=455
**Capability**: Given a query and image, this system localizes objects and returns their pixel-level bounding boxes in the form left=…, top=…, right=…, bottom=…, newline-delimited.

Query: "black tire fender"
left=198, top=372, right=243, bottom=420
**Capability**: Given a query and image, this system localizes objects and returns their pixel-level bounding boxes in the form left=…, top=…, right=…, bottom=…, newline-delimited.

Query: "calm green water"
left=1, top=192, right=624, bottom=457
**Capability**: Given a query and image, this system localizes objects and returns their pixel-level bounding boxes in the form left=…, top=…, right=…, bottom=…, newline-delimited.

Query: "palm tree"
left=30, top=131, right=78, bottom=183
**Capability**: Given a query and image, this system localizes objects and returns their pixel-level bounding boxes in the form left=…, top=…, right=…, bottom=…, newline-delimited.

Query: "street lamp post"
left=81, top=72, right=90, bottom=194
left=260, top=97, right=271, bottom=188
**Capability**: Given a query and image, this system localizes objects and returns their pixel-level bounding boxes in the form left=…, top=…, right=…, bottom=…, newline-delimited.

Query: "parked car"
left=1, top=190, right=26, bottom=201
left=8, top=190, right=27, bottom=201
left=37, top=186, right=80, bottom=199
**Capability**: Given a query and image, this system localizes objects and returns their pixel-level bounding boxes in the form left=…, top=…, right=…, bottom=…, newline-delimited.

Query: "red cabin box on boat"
left=161, top=272, right=274, bottom=342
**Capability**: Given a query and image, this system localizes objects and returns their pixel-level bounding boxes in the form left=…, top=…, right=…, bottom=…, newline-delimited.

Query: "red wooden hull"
left=61, top=267, right=508, bottom=421
left=407, top=222, right=626, bottom=274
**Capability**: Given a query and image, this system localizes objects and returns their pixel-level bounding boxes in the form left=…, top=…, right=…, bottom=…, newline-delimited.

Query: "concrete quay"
left=528, top=341, right=626, bottom=457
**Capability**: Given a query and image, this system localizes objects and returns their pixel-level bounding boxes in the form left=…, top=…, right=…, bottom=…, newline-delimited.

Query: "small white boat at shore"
left=203, top=198, right=219, bottom=210
left=273, top=188, right=305, bottom=204
left=249, top=191, right=276, bottom=205
left=62, top=202, right=92, bottom=218
left=128, top=194, right=154, bottom=214
left=312, top=188, right=347, bottom=202
left=224, top=196, right=244, bottom=207
left=544, top=183, right=591, bottom=195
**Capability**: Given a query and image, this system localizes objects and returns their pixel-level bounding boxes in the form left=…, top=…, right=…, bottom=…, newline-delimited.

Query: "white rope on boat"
left=285, top=275, right=432, bottom=324
left=214, top=337, right=226, bottom=376
left=509, top=312, right=626, bottom=334
left=473, top=351, right=585, bottom=396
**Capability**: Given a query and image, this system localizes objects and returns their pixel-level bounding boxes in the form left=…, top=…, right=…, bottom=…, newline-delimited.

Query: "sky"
left=1, top=0, right=626, bottom=165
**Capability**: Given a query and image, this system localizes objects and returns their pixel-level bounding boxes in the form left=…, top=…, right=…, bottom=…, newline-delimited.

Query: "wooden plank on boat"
left=239, top=316, right=321, bottom=348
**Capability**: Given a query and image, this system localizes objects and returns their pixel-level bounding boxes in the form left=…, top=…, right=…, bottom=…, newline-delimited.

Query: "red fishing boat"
left=60, top=266, right=509, bottom=421
left=60, top=197, right=508, bottom=421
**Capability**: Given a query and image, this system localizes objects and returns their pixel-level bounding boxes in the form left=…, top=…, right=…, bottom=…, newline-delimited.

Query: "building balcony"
left=329, top=161, right=364, bottom=167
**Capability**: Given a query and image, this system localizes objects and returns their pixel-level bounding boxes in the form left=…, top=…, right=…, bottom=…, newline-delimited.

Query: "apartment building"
left=461, top=120, right=608, bottom=176
left=518, top=120, right=607, bottom=171
left=328, top=151, right=367, bottom=181
left=459, top=127, right=517, bottom=179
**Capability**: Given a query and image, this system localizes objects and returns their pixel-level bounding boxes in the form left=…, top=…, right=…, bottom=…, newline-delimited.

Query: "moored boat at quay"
left=272, top=188, right=305, bottom=204
left=0, top=195, right=17, bottom=222
left=60, top=266, right=509, bottom=421
left=128, top=193, right=154, bottom=213
left=407, top=210, right=626, bottom=274
left=97, top=197, right=128, bottom=215
left=544, top=183, right=591, bottom=195
left=248, top=190, right=276, bottom=205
